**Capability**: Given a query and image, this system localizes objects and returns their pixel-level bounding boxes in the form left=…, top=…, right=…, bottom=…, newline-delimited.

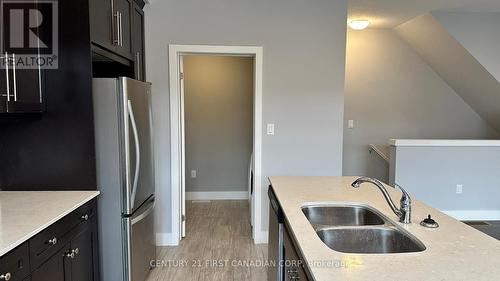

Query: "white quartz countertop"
left=269, top=176, right=500, bottom=281
left=0, top=191, right=100, bottom=257
left=390, top=139, right=500, bottom=147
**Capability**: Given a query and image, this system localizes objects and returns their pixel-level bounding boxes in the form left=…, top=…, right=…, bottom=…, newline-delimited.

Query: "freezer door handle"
left=131, top=200, right=155, bottom=225
left=128, top=100, right=141, bottom=210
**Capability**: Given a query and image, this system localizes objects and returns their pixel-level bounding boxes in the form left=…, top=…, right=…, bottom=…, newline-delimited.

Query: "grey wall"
left=391, top=146, right=500, bottom=212
left=144, top=0, right=348, bottom=237
left=432, top=12, right=500, bottom=82
left=343, top=29, right=499, bottom=178
left=395, top=13, right=500, bottom=132
left=183, top=56, right=253, bottom=192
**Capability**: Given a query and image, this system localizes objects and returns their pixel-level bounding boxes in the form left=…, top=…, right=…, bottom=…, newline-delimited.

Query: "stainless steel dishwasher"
left=268, top=186, right=284, bottom=281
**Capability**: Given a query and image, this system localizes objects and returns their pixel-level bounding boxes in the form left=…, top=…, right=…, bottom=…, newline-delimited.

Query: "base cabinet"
left=284, top=227, right=310, bottom=281
left=0, top=199, right=99, bottom=281
left=31, top=247, right=68, bottom=281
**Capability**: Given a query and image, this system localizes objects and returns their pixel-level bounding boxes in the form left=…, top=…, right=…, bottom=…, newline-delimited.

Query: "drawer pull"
left=48, top=237, right=58, bottom=245
left=65, top=248, right=80, bottom=259
left=81, top=214, right=89, bottom=221
left=0, top=272, right=12, bottom=280
left=288, top=268, right=300, bottom=280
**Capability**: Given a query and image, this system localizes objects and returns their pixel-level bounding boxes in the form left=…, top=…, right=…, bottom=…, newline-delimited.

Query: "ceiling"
left=348, top=0, right=500, bottom=29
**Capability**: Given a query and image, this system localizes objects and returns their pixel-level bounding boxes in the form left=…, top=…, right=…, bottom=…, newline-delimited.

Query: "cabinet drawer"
left=0, top=243, right=30, bottom=281
left=29, top=199, right=97, bottom=269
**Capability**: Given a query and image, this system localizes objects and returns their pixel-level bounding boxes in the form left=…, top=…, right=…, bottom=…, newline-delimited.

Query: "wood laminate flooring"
left=146, top=200, right=268, bottom=281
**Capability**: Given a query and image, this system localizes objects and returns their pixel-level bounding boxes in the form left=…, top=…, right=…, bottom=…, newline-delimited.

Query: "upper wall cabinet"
left=89, top=0, right=145, bottom=81
left=89, top=0, right=135, bottom=61
left=89, top=0, right=115, bottom=52
left=0, top=0, right=45, bottom=114
left=131, top=2, right=145, bottom=81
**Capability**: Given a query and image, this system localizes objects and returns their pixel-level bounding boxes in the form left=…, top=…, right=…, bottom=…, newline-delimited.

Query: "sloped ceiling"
left=394, top=14, right=500, bottom=132
left=348, top=0, right=500, bottom=28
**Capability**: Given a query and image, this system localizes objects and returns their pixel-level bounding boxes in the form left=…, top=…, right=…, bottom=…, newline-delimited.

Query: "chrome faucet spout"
left=351, top=177, right=412, bottom=224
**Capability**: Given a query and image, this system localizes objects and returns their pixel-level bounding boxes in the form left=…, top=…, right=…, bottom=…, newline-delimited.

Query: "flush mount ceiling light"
left=348, top=20, right=370, bottom=30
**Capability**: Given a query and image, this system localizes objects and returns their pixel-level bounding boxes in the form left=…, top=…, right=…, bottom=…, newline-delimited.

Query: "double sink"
left=302, top=205, right=426, bottom=254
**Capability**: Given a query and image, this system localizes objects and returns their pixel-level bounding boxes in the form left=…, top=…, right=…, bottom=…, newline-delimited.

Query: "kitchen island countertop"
left=269, top=176, right=500, bottom=281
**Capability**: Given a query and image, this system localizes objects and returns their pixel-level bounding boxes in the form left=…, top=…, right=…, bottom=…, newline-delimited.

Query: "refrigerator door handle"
left=128, top=100, right=141, bottom=209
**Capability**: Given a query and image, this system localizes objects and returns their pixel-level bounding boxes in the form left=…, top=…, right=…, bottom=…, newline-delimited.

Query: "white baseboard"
left=155, top=233, right=179, bottom=246
left=442, top=210, right=500, bottom=221
left=253, top=231, right=268, bottom=244
left=186, top=191, right=248, bottom=200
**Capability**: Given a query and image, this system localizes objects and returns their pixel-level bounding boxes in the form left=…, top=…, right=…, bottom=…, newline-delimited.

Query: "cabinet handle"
left=113, top=11, right=120, bottom=45
left=48, top=237, right=58, bottom=245
left=11, top=54, right=16, bottom=101
left=288, top=267, right=300, bottom=280
left=135, top=52, right=141, bottom=80
left=81, top=214, right=89, bottom=221
left=65, top=248, right=79, bottom=259
left=0, top=272, right=11, bottom=281
left=4, top=52, right=10, bottom=102
left=119, top=12, right=123, bottom=46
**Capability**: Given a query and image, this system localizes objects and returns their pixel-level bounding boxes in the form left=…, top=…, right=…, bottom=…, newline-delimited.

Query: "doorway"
left=169, top=45, right=264, bottom=245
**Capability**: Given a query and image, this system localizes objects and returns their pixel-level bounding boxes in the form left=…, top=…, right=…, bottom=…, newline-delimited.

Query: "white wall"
left=343, top=29, right=499, bottom=177
left=184, top=56, right=253, bottom=193
left=144, top=0, right=348, bottom=241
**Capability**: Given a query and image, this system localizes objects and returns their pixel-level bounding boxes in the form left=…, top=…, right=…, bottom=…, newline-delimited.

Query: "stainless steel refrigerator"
left=92, top=77, right=156, bottom=281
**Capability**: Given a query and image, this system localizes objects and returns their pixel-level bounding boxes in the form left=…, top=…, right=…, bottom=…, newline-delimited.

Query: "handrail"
left=369, top=144, right=390, bottom=163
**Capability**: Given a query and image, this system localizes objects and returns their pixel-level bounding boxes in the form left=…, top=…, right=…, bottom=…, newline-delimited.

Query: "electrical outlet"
left=456, top=184, right=463, bottom=194
left=191, top=170, right=197, bottom=178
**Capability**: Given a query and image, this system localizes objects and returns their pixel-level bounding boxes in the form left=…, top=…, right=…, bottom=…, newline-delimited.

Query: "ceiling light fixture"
left=348, top=20, right=370, bottom=30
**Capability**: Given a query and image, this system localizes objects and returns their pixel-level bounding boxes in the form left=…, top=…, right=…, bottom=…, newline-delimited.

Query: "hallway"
left=147, top=200, right=268, bottom=281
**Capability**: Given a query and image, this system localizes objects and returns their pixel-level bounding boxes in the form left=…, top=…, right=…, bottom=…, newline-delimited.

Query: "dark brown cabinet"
left=0, top=200, right=99, bottom=281
left=89, top=0, right=141, bottom=62
left=0, top=0, right=44, bottom=114
left=68, top=220, right=98, bottom=281
left=114, top=0, right=133, bottom=58
left=0, top=243, right=30, bottom=281
left=89, top=0, right=114, bottom=51
left=31, top=247, right=67, bottom=281
left=131, top=2, right=145, bottom=81
left=284, top=227, right=310, bottom=281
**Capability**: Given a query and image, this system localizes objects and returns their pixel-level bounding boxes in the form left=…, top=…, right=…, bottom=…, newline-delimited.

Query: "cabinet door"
left=31, top=246, right=70, bottom=281
left=0, top=243, right=30, bottom=281
left=89, top=0, right=114, bottom=51
left=131, top=3, right=145, bottom=81
left=114, top=0, right=133, bottom=59
left=69, top=223, right=95, bottom=281
left=284, top=228, right=309, bottom=281
left=0, top=7, right=43, bottom=113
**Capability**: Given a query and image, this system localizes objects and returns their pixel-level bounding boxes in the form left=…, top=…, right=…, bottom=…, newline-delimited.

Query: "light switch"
left=456, top=184, right=463, bottom=194
left=267, top=124, right=275, bottom=135
left=348, top=120, right=354, bottom=129
left=191, top=170, right=197, bottom=178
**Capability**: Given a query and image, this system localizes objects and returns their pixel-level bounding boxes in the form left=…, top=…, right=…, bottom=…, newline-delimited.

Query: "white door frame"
left=169, top=45, right=264, bottom=245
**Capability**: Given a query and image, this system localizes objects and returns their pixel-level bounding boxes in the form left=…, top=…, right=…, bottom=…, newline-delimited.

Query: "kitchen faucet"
left=351, top=177, right=412, bottom=224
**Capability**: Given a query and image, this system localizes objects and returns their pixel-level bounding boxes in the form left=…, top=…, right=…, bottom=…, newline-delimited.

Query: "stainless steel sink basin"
left=302, top=204, right=426, bottom=254
left=302, top=205, right=386, bottom=227
left=316, top=227, right=426, bottom=254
